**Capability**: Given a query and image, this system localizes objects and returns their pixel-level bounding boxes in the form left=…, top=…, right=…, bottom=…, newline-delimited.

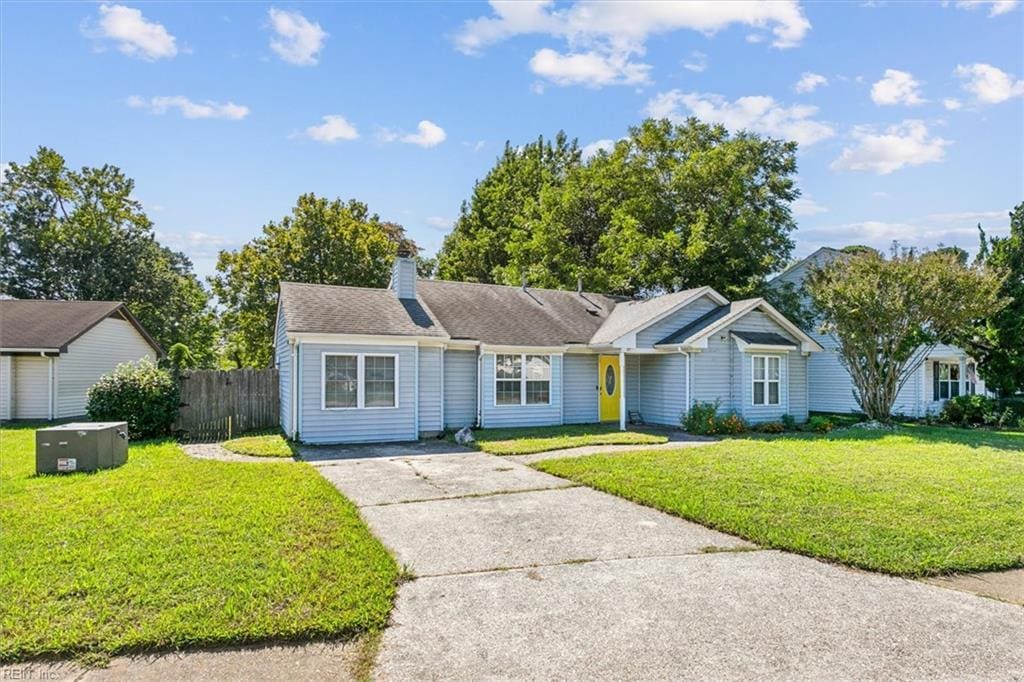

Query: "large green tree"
left=436, top=118, right=799, bottom=298
left=807, top=249, right=1005, bottom=421
left=211, top=193, right=416, bottom=368
left=966, top=202, right=1024, bottom=395
left=0, top=147, right=217, bottom=365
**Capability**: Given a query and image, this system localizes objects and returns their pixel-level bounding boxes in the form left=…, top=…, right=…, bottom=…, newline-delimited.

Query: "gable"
left=635, top=294, right=722, bottom=348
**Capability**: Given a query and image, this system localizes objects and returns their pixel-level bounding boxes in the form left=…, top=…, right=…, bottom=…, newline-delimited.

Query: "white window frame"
left=935, top=361, right=961, bottom=401
left=751, top=355, right=781, bottom=406
left=321, top=352, right=399, bottom=411
left=493, top=353, right=552, bottom=407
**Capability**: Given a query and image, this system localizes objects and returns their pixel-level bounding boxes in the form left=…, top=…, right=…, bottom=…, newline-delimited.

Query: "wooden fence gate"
left=175, top=369, right=279, bottom=442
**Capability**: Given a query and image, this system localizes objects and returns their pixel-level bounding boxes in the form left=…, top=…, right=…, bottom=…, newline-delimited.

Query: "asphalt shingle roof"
left=731, top=331, right=797, bottom=347
left=278, top=282, right=447, bottom=338
left=0, top=300, right=160, bottom=353
left=589, top=287, right=707, bottom=345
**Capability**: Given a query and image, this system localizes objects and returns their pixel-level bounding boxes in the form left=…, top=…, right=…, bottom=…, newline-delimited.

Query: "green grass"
left=535, top=425, right=1024, bottom=576
left=468, top=423, right=668, bottom=455
left=222, top=433, right=296, bottom=458
left=0, top=424, right=398, bottom=663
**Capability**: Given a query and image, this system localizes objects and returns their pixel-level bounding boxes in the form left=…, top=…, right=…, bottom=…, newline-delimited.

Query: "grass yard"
left=468, top=423, right=668, bottom=455
left=0, top=424, right=398, bottom=663
left=222, top=433, right=296, bottom=458
left=535, top=425, right=1024, bottom=576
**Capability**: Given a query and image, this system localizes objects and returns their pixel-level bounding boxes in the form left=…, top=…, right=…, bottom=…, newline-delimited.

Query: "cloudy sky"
left=2, top=1, right=1021, bottom=277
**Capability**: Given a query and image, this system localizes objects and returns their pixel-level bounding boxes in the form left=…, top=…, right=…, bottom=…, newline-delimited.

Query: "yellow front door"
left=599, top=355, right=620, bottom=422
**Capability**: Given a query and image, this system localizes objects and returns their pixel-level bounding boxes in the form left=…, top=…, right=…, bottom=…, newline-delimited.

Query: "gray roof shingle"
left=589, top=287, right=708, bottom=345
left=0, top=300, right=161, bottom=353
left=731, top=331, right=797, bottom=347
left=278, top=282, right=447, bottom=337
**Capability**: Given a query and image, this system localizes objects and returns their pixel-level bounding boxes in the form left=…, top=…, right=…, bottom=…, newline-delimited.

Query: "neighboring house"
left=274, top=253, right=822, bottom=444
left=0, top=300, right=162, bottom=421
left=772, top=246, right=986, bottom=418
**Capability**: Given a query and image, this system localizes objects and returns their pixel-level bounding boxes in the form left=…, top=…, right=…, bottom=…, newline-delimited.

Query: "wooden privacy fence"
left=175, top=369, right=279, bottom=442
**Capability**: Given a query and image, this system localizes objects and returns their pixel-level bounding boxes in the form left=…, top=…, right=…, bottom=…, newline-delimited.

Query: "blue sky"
left=2, top=1, right=1022, bottom=279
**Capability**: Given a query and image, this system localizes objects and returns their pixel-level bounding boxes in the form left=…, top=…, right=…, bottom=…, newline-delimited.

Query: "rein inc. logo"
left=1, top=665, right=64, bottom=680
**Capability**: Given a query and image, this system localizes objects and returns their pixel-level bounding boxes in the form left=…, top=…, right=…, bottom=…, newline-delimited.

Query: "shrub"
left=807, top=415, right=834, bottom=433
left=717, top=413, right=747, bottom=434
left=939, top=395, right=998, bottom=427
left=683, top=400, right=722, bottom=435
left=781, top=414, right=797, bottom=430
left=86, top=359, right=180, bottom=439
left=756, top=421, right=785, bottom=434
left=998, top=397, right=1024, bottom=419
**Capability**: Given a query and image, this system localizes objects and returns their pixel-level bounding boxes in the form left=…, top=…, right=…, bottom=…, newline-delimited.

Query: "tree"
left=966, top=203, right=1024, bottom=395
left=807, top=248, right=1005, bottom=421
left=211, top=193, right=416, bottom=368
left=436, top=119, right=799, bottom=298
left=0, top=147, right=218, bottom=365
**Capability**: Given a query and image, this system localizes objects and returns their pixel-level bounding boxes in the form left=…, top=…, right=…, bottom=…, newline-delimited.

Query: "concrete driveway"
left=309, top=445, right=1024, bottom=681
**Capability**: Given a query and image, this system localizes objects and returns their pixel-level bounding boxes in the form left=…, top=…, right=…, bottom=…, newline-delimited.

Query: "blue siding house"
left=275, top=252, right=823, bottom=444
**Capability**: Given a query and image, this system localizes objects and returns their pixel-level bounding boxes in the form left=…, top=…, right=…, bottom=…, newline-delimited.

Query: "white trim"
left=656, top=299, right=824, bottom=353
left=47, top=355, right=54, bottom=421
left=482, top=344, right=566, bottom=354
left=732, top=334, right=797, bottom=353
left=0, top=347, right=61, bottom=354
left=440, top=345, right=446, bottom=430
left=600, top=286, right=729, bottom=347
left=291, top=332, right=444, bottom=346
left=618, top=350, right=626, bottom=431
left=414, top=346, right=420, bottom=436
left=751, top=354, right=781, bottom=406
left=321, top=352, right=399, bottom=411
left=492, top=352, right=553, bottom=407
left=290, top=341, right=299, bottom=439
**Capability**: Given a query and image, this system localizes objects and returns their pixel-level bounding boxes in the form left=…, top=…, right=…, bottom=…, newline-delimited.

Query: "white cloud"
left=645, top=90, right=835, bottom=147
left=954, top=63, right=1024, bottom=103
left=528, top=48, right=650, bottom=87
left=870, top=69, right=926, bottom=105
left=126, top=95, right=249, bottom=120
left=454, top=1, right=809, bottom=88
left=682, top=50, right=708, bottom=73
left=952, top=0, right=1019, bottom=16
left=425, top=216, right=455, bottom=231
left=799, top=209, right=1010, bottom=253
left=943, top=97, right=963, bottom=110
left=301, top=115, right=359, bottom=143
left=830, top=120, right=950, bottom=175
left=792, top=197, right=828, bottom=216
left=268, top=8, right=327, bottom=66
left=155, top=230, right=236, bottom=258
left=379, top=120, right=447, bottom=148
left=582, top=138, right=615, bottom=160
left=86, top=4, right=178, bottom=60
left=794, top=72, right=828, bottom=93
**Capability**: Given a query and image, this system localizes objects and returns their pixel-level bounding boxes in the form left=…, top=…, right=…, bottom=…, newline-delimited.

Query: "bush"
left=756, top=421, right=785, bottom=434
left=781, top=414, right=797, bottom=430
left=807, top=415, right=834, bottom=433
left=997, top=397, right=1024, bottom=419
left=683, top=400, right=721, bottom=435
left=717, top=414, right=747, bottom=434
left=939, top=395, right=998, bottom=427
left=86, top=359, right=180, bottom=439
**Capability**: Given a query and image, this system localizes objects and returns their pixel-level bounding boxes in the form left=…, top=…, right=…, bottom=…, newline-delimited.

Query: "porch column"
left=959, top=357, right=967, bottom=397
left=619, top=350, right=626, bottom=431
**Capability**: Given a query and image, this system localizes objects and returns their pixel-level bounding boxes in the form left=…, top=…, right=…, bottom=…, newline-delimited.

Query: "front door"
left=599, top=355, right=620, bottom=422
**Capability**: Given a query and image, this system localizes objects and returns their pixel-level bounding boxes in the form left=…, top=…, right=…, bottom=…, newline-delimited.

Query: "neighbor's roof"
left=278, top=281, right=448, bottom=338
left=772, top=246, right=850, bottom=283
left=0, top=300, right=162, bottom=354
left=418, top=280, right=622, bottom=346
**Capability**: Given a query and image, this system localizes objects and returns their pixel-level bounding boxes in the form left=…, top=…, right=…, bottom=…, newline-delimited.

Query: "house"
left=772, top=246, right=986, bottom=418
left=274, top=253, right=823, bottom=444
left=0, top=300, right=163, bottom=421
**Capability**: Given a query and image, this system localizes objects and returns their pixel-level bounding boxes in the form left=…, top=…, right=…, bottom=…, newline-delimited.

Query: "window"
left=494, top=353, right=552, bottom=406
left=934, top=361, right=961, bottom=400
left=322, top=353, right=398, bottom=409
left=752, top=355, right=781, bottom=406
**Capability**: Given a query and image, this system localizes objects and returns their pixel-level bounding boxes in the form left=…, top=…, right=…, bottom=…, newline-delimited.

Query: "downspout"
left=414, top=345, right=420, bottom=439
left=559, top=354, right=564, bottom=425
left=618, top=350, right=626, bottom=431
left=295, top=342, right=302, bottom=440
left=290, top=340, right=298, bottom=440
left=45, top=353, right=53, bottom=421
left=678, top=349, right=690, bottom=421
left=440, top=345, right=446, bottom=431
left=476, top=348, right=483, bottom=428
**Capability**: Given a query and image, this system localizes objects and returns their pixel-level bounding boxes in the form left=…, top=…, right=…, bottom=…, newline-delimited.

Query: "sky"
left=2, top=1, right=1022, bottom=279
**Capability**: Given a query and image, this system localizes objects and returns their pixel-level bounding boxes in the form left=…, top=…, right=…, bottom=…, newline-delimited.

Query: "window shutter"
left=932, top=361, right=940, bottom=401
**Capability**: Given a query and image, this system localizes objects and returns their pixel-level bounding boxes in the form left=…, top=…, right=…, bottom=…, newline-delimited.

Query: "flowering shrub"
left=683, top=400, right=722, bottom=435
left=756, top=421, right=786, bottom=434
left=717, top=414, right=747, bottom=434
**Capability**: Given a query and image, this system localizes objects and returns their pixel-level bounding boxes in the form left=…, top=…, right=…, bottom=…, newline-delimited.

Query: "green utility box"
left=35, top=422, right=129, bottom=474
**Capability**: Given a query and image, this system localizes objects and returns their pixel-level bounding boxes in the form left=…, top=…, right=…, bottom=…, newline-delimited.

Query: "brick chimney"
left=390, top=248, right=417, bottom=299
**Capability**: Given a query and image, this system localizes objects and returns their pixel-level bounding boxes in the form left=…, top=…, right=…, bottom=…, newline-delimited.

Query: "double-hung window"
left=935, top=361, right=961, bottom=400
left=323, top=353, right=397, bottom=409
left=752, top=355, right=781, bottom=406
left=495, top=353, right=551, bottom=406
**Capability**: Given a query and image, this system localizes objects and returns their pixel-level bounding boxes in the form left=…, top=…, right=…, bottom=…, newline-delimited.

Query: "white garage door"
left=14, top=356, right=50, bottom=420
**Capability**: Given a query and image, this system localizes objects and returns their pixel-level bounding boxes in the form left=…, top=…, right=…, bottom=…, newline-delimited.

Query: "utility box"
left=36, top=422, right=129, bottom=474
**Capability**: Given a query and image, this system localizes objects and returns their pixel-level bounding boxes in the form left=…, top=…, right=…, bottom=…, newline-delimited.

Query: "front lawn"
left=0, top=424, right=398, bottom=663
left=535, top=425, right=1024, bottom=576
left=222, top=433, right=296, bottom=458
left=469, top=423, right=668, bottom=455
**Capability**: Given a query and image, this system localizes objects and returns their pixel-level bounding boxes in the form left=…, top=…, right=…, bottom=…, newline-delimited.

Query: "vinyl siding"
left=443, top=349, right=478, bottom=429
left=0, top=356, right=11, bottom=420
left=563, top=353, right=599, bottom=424
left=275, top=311, right=293, bottom=437
left=625, top=355, right=639, bottom=415
left=418, top=346, right=443, bottom=435
left=55, top=316, right=155, bottom=418
left=14, top=356, right=50, bottom=419
left=637, top=353, right=687, bottom=426
left=299, top=343, right=417, bottom=444
left=480, top=352, right=562, bottom=428
left=635, top=295, right=721, bottom=348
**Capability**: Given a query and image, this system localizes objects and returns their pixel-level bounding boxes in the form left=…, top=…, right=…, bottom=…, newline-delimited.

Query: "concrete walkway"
left=307, top=445, right=1024, bottom=680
